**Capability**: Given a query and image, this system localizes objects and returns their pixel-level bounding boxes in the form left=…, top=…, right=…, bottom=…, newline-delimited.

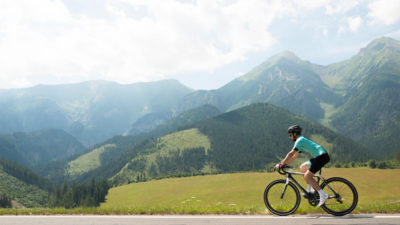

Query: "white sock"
left=307, top=184, right=312, bottom=192
left=317, top=189, right=328, bottom=207
left=318, top=189, right=327, bottom=197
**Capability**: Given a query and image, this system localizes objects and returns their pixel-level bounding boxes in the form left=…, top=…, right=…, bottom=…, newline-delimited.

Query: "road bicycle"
left=264, top=165, right=358, bottom=216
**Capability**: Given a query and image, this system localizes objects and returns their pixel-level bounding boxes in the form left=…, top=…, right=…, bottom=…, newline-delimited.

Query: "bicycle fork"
left=280, top=178, right=290, bottom=199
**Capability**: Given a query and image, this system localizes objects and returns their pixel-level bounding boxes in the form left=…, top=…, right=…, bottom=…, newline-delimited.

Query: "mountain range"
left=39, top=103, right=370, bottom=186
left=178, top=37, right=400, bottom=156
left=0, top=37, right=398, bottom=191
left=0, top=80, right=192, bottom=146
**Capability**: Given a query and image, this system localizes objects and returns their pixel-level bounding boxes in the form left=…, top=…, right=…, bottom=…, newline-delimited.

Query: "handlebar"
left=276, top=164, right=291, bottom=175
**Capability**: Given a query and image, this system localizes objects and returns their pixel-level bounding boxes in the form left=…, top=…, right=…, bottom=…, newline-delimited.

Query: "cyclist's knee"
left=300, top=164, right=308, bottom=173
left=304, top=170, right=314, bottom=178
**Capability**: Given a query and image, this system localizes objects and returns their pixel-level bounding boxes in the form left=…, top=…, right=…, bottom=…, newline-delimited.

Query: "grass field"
left=0, top=168, right=398, bottom=215
left=100, top=168, right=400, bottom=214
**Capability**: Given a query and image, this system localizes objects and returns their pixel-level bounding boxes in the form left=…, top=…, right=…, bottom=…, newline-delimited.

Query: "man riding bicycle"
left=275, top=125, right=330, bottom=207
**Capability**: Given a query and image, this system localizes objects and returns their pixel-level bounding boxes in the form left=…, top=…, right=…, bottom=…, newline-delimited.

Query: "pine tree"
left=0, top=193, right=12, bottom=208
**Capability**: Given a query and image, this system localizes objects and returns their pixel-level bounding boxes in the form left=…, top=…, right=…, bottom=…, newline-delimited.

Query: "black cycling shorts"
left=309, top=153, right=330, bottom=174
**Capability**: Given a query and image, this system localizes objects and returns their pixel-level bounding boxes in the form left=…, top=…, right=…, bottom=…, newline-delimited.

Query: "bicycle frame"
left=281, top=169, right=339, bottom=200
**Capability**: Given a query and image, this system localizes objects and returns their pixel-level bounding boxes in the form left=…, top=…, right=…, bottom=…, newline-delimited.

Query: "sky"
left=0, top=0, right=400, bottom=90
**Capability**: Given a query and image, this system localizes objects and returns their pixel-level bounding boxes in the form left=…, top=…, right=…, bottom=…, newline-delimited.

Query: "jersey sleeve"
left=293, top=139, right=303, bottom=153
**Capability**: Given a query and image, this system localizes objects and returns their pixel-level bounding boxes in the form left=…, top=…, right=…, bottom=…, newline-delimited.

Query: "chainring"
left=308, top=192, right=320, bottom=206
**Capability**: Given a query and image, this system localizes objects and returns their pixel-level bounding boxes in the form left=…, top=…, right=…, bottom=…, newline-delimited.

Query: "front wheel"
left=321, top=177, right=358, bottom=216
left=264, top=179, right=300, bottom=216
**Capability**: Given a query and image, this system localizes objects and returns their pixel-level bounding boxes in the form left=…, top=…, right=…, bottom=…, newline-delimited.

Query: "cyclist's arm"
left=281, top=149, right=299, bottom=165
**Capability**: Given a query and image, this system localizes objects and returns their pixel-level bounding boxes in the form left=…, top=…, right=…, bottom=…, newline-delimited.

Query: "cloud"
left=0, top=0, right=295, bottom=89
left=0, top=0, right=397, bottom=90
left=337, top=16, right=363, bottom=34
left=292, top=0, right=330, bottom=10
left=368, top=0, right=400, bottom=25
left=348, top=16, right=363, bottom=32
left=325, top=0, right=359, bottom=15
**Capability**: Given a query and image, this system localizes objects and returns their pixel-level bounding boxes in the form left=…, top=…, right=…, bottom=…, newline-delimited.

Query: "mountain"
left=0, top=129, right=86, bottom=169
left=178, top=51, right=341, bottom=122
left=177, top=37, right=400, bottom=157
left=37, top=104, right=221, bottom=183
left=128, top=111, right=173, bottom=135
left=318, top=37, right=400, bottom=155
left=128, top=104, right=221, bottom=136
left=0, top=158, right=50, bottom=207
left=0, top=80, right=193, bottom=145
left=68, top=103, right=371, bottom=185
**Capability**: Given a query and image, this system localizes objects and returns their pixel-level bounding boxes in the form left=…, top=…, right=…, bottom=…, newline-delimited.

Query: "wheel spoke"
left=264, top=180, right=300, bottom=215
left=321, top=177, right=358, bottom=216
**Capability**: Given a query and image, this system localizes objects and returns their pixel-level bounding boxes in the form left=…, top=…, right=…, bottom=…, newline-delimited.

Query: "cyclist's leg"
left=304, top=170, right=321, bottom=191
left=304, top=156, right=323, bottom=191
left=300, top=160, right=313, bottom=192
left=304, top=154, right=330, bottom=206
left=299, top=160, right=311, bottom=173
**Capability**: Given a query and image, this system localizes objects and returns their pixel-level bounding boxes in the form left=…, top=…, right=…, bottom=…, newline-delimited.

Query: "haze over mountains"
left=0, top=80, right=192, bottom=146
left=0, top=37, right=398, bottom=192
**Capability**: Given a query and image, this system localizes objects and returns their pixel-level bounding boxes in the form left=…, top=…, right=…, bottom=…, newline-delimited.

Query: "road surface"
left=0, top=214, right=399, bottom=225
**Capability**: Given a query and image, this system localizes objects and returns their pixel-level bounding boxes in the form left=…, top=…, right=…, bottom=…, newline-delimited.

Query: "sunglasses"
left=289, top=133, right=294, bottom=137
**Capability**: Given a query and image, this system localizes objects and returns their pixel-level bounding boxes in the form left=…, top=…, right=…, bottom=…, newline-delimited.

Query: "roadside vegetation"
left=2, top=167, right=397, bottom=214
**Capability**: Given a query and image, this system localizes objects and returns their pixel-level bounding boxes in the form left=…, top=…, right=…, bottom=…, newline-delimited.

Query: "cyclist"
left=274, top=125, right=330, bottom=207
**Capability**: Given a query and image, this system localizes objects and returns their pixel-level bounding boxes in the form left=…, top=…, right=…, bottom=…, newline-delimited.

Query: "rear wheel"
left=264, top=179, right=300, bottom=216
left=321, top=177, right=358, bottom=216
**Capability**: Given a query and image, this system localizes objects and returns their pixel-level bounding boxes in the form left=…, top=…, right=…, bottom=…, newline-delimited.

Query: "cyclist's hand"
left=274, top=163, right=283, bottom=171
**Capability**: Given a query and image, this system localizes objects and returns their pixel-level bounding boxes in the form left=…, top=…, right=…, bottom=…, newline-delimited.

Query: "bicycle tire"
left=320, top=177, right=358, bottom=216
left=264, top=179, right=300, bottom=216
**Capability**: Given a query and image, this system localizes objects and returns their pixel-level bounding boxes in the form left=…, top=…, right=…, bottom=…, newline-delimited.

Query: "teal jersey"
left=293, top=136, right=327, bottom=158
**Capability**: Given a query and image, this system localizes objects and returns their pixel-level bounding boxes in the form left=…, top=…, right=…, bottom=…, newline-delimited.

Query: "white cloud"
left=292, top=0, right=330, bottom=10
left=325, top=0, right=359, bottom=15
left=368, top=0, right=400, bottom=25
left=337, top=16, right=363, bottom=34
left=0, top=0, right=296, bottom=89
left=0, top=0, right=397, bottom=90
left=348, top=16, right=363, bottom=32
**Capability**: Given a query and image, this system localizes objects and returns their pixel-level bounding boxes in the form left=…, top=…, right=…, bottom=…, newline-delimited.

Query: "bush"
left=368, top=160, right=376, bottom=168
left=377, top=161, right=387, bottom=169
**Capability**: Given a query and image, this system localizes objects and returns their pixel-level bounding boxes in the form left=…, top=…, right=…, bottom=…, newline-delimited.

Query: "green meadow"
left=0, top=168, right=398, bottom=215
left=100, top=168, right=400, bottom=214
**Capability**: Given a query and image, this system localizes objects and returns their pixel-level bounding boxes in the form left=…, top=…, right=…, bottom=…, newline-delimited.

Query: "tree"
left=377, top=161, right=387, bottom=169
left=49, top=179, right=110, bottom=208
left=368, top=160, right=376, bottom=168
left=394, top=149, right=400, bottom=161
left=0, top=194, right=12, bottom=208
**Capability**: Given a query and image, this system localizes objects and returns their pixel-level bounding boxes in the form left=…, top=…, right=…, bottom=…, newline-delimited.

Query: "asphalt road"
left=0, top=215, right=399, bottom=225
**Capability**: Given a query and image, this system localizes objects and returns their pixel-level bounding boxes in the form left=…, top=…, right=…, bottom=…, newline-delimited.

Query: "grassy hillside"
left=0, top=158, right=51, bottom=208
left=0, top=169, right=48, bottom=208
left=111, top=128, right=211, bottom=185
left=67, top=144, right=117, bottom=178
left=61, top=105, right=220, bottom=183
left=101, top=168, right=400, bottom=214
